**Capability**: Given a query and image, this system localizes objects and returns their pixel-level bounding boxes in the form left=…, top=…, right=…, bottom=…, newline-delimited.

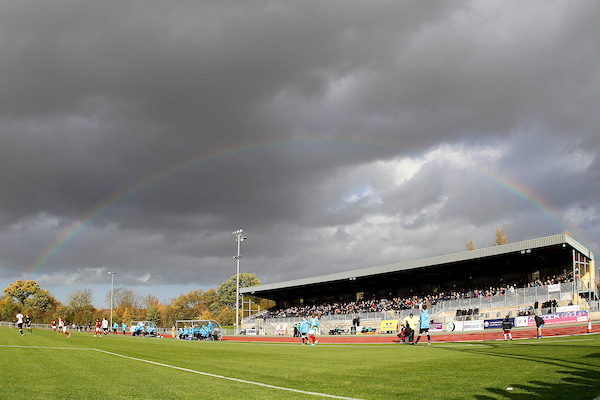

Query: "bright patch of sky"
left=558, top=148, right=595, bottom=173
left=564, top=205, right=598, bottom=226
left=343, top=184, right=382, bottom=205
left=372, top=142, right=505, bottom=186
left=9, top=213, right=61, bottom=232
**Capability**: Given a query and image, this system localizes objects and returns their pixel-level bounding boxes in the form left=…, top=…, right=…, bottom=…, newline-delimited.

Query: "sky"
left=1, top=1, right=599, bottom=308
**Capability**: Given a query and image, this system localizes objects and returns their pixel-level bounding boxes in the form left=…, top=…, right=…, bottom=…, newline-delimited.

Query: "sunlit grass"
left=2, top=327, right=599, bottom=399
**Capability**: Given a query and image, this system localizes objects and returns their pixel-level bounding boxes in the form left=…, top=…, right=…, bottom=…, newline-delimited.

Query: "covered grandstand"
left=241, top=234, right=597, bottom=308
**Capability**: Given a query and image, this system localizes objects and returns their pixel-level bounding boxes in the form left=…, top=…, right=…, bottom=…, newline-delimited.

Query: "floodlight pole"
left=108, top=272, right=117, bottom=328
left=233, top=229, right=247, bottom=334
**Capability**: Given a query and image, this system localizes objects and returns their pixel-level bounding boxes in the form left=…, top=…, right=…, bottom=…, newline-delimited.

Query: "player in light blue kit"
left=299, top=316, right=310, bottom=345
left=413, top=304, right=431, bottom=346
left=309, top=314, right=320, bottom=345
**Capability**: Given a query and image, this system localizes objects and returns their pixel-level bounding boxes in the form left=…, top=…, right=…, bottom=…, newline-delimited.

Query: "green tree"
left=4, top=280, right=42, bottom=306
left=3, top=280, right=59, bottom=322
left=142, top=294, right=159, bottom=310
left=146, top=304, right=160, bottom=324
left=107, top=288, right=143, bottom=321
left=0, top=296, right=17, bottom=321
left=24, top=289, right=59, bottom=322
left=67, top=288, right=94, bottom=312
left=109, top=288, right=142, bottom=310
left=172, top=290, right=206, bottom=320
left=158, top=302, right=176, bottom=328
left=217, top=273, right=261, bottom=309
left=121, top=308, right=133, bottom=326
left=218, top=307, right=235, bottom=325
left=169, top=288, right=231, bottom=324
left=66, top=288, right=95, bottom=324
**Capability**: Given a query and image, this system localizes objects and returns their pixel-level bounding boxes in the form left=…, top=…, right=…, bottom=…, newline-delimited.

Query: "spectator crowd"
left=265, top=273, right=573, bottom=319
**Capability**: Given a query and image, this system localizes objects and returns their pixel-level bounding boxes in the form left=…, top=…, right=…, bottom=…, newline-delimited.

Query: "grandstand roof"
left=241, top=234, right=595, bottom=305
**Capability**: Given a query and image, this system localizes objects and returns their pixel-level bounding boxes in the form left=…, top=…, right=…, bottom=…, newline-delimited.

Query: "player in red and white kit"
left=62, top=320, right=71, bottom=338
left=51, top=319, right=56, bottom=332
left=94, top=318, right=101, bottom=337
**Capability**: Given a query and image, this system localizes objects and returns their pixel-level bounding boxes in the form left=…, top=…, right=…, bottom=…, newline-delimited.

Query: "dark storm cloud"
left=0, top=1, right=599, bottom=304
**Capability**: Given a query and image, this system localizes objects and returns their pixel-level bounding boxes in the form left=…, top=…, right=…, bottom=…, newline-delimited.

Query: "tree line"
left=1, top=273, right=269, bottom=327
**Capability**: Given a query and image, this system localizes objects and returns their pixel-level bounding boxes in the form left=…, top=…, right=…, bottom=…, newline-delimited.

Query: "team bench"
left=328, top=327, right=350, bottom=335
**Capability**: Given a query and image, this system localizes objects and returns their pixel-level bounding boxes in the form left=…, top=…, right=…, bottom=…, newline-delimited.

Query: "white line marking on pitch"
left=1, top=345, right=364, bottom=400
left=0, top=345, right=92, bottom=350
left=94, top=349, right=364, bottom=400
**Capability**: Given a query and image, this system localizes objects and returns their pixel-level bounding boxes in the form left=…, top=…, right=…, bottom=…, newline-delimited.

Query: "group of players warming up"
left=299, top=314, right=320, bottom=345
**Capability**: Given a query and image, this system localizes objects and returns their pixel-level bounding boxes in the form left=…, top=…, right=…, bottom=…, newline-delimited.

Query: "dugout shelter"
left=129, top=321, right=160, bottom=337
left=176, top=319, right=222, bottom=340
left=241, top=234, right=597, bottom=308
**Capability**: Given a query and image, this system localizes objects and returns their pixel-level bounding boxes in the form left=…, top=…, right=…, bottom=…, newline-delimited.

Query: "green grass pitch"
left=2, top=327, right=599, bottom=399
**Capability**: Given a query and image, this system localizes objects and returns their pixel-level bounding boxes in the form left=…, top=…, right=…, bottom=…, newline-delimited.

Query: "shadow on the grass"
left=439, top=342, right=600, bottom=400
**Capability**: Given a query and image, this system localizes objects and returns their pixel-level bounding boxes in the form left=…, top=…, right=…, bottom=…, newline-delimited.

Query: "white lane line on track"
left=1, top=345, right=363, bottom=400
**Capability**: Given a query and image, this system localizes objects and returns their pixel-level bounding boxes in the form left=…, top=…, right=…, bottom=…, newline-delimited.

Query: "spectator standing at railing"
left=292, top=323, right=299, bottom=337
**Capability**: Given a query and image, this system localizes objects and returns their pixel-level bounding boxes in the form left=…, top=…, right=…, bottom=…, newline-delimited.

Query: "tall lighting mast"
left=108, top=271, right=117, bottom=328
left=232, top=229, right=247, bottom=334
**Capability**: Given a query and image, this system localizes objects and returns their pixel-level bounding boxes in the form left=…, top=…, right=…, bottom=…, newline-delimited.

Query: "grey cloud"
left=0, top=1, right=599, bottom=304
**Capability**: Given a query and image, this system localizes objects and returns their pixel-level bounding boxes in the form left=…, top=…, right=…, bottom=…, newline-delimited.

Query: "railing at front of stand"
left=247, top=285, right=578, bottom=327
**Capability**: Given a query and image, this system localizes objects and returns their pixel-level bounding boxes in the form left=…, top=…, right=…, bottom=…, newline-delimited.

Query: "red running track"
left=222, top=323, right=598, bottom=344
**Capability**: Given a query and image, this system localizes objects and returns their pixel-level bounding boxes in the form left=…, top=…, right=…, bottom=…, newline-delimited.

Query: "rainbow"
left=479, top=168, right=568, bottom=230
left=30, top=139, right=589, bottom=276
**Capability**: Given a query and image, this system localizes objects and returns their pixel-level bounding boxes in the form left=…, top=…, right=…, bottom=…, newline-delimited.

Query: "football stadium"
left=238, top=233, right=597, bottom=340
left=3, top=233, right=599, bottom=399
